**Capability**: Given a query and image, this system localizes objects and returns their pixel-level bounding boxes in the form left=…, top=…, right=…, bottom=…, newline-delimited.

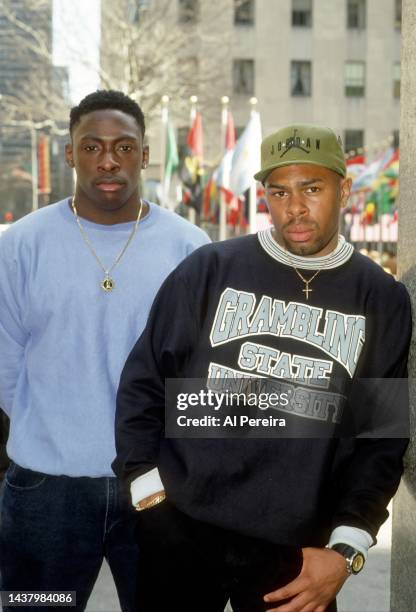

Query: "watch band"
left=135, top=491, right=166, bottom=512
left=330, top=543, right=365, bottom=575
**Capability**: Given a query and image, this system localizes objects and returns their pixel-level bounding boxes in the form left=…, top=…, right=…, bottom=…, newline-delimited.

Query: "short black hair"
left=69, top=90, right=145, bottom=137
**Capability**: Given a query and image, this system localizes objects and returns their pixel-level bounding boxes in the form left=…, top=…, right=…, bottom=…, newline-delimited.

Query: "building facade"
left=242, top=0, right=402, bottom=155
left=100, top=0, right=401, bottom=179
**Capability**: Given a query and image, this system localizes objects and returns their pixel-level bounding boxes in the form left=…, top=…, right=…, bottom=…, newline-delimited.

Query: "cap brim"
left=253, top=160, right=346, bottom=183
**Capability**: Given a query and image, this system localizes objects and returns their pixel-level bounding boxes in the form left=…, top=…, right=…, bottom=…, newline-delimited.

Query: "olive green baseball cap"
left=253, top=123, right=346, bottom=183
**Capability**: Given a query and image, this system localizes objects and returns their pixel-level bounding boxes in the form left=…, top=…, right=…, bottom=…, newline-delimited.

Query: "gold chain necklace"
left=291, top=267, right=320, bottom=300
left=71, top=197, right=143, bottom=292
left=284, top=250, right=322, bottom=301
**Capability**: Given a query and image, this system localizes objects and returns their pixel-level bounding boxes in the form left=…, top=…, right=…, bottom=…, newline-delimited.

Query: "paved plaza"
left=87, top=511, right=393, bottom=612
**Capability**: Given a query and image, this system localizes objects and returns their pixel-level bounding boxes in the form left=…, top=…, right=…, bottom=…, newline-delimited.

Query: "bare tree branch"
left=100, top=0, right=231, bottom=127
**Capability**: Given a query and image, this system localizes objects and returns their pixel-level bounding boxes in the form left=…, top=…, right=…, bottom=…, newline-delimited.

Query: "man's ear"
left=340, top=176, right=352, bottom=209
left=141, top=145, right=149, bottom=169
left=65, top=143, right=74, bottom=168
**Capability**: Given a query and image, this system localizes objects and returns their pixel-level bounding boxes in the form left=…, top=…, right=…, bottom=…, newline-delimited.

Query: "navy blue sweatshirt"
left=113, top=233, right=411, bottom=547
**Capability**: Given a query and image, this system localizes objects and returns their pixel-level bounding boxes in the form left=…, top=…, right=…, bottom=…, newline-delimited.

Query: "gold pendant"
left=101, top=277, right=115, bottom=292
left=302, top=283, right=312, bottom=300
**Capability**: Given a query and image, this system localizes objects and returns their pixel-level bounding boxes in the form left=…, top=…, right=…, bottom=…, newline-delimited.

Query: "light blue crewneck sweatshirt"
left=0, top=199, right=209, bottom=477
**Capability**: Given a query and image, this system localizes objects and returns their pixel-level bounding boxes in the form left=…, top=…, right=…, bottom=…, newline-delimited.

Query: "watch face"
left=352, top=553, right=365, bottom=574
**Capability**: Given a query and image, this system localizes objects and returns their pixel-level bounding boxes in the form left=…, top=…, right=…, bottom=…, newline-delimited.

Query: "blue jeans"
left=0, top=462, right=139, bottom=612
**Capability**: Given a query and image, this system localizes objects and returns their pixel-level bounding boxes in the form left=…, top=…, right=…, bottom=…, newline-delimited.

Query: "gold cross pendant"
left=303, top=284, right=312, bottom=300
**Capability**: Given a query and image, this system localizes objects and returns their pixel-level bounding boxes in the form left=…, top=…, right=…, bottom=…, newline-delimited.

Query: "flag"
left=202, top=176, right=218, bottom=221
left=382, top=148, right=399, bottom=179
left=378, top=182, right=394, bottom=215
left=347, top=154, right=365, bottom=165
left=216, top=110, right=237, bottom=203
left=38, top=134, right=51, bottom=194
left=352, top=147, right=395, bottom=192
left=216, top=148, right=234, bottom=201
left=163, top=120, right=179, bottom=197
left=224, top=110, right=236, bottom=150
left=181, top=112, right=204, bottom=213
left=347, top=153, right=366, bottom=180
left=229, top=111, right=262, bottom=196
left=347, top=163, right=366, bottom=179
left=187, top=112, right=203, bottom=161
left=383, top=160, right=399, bottom=180
left=384, top=147, right=399, bottom=167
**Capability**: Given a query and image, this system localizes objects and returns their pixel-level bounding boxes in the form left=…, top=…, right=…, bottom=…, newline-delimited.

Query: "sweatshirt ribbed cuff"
left=328, top=526, right=374, bottom=560
left=130, top=468, right=164, bottom=507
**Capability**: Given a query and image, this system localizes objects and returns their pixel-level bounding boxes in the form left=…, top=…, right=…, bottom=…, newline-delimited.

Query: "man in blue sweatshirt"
left=114, top=124, right=411, bottom=612
left=0, top=90, right=209, bottom=611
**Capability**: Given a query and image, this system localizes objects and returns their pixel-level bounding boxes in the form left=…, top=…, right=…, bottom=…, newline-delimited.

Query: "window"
left=344, top=130, right=364, bottom=153
left=233, top=59, right=254, bottom=95
left=291, top=61, right=312, bottom=96
left=347, top=0, right=366, bottom=29
left=234, top=0, right=254, bottom=25
left=292, top=0, right=312, bottom=27
left=393, top=130, right=400, bottom=149
left=345, top=61, right=365, bottom=97
left=393, top=62, right=401, bottom=99
left=178, top=0, right=199, bottom=23
left=395, top=0, right=402, bottom=29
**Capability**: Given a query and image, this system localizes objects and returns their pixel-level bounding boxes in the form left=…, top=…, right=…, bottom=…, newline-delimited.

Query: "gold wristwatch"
left=135, top=491, right=166, bottom=512
left=330, top=543, right=365, bottom=575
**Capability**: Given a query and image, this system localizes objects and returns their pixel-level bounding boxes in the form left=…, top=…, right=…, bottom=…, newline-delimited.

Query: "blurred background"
left=0, top=0, right=402, bottom=267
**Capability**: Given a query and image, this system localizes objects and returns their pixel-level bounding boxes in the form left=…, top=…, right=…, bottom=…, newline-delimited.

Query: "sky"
left=52, top=0, right=101, bottom=103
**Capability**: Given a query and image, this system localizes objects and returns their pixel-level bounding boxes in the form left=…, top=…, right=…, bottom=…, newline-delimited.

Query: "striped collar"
left=257, top=227, right=354, bottom=270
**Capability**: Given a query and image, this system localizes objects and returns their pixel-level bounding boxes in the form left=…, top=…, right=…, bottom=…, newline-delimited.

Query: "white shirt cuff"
left=130, top=468, right=164, bottom=507
left=328, top=526, right=374, bottom=560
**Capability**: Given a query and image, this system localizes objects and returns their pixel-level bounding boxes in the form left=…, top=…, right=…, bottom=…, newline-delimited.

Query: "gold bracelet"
left=135, top=491, right=166, bottom=512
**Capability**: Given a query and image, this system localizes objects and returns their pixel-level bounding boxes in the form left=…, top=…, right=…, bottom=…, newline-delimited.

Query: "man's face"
left=265, top=164, right=351, bottom=257
left=65, top=109, right=149, bottom=212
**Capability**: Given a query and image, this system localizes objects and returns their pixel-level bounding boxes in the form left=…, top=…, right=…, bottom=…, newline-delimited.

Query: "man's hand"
left=263, top=547, right=349, bottom=612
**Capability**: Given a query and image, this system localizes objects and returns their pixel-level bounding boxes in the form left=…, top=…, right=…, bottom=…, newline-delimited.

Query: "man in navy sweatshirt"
left=0, top=90, right=209, bottom=612
left=114, top=124, right=411, bottom=612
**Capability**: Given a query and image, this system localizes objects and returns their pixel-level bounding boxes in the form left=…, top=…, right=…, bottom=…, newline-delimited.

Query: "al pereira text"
left=176, top=415, right=287, bottom=428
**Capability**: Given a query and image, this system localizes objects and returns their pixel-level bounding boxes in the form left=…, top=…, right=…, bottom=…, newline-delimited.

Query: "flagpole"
left=188, top=95, right=198, bottom=225
left=219, top=96, right=229, bottom=241
left=249, top=97, right=258, bottom=234
left=160, top=95, right=169, bottom=208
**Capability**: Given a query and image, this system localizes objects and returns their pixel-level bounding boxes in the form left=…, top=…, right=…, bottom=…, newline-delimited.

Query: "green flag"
left=164, top=120, right=179, bottom=194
